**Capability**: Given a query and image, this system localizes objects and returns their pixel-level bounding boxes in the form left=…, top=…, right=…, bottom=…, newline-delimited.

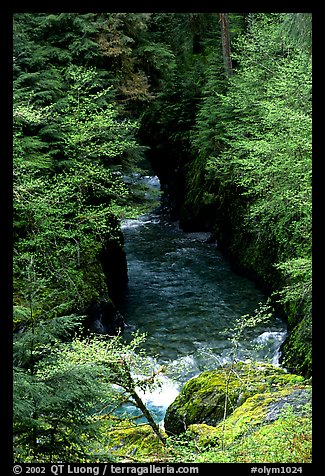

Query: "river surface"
left=118, top=176, right=287, bottom=424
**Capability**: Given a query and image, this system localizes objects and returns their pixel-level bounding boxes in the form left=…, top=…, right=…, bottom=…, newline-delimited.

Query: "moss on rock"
left=95, top=363, right=311, bottom=463
left=182, top=382, right=311, bottom=462
left=106, top=423, right=167, bottom=461
left=164, top=361, right=304, bottom=435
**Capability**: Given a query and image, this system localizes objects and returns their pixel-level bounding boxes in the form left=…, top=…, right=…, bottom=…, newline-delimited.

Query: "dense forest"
left=13, top=13, right=312, bottom=464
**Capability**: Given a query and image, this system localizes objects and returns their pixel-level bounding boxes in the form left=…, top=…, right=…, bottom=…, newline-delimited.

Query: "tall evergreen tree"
left=219, top=13, right=233, bottom=77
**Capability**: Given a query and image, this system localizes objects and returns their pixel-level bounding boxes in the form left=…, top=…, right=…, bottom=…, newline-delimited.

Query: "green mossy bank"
left=169, top=361, right=312, bottom=462
left=102, top=361, right=311, bottom=463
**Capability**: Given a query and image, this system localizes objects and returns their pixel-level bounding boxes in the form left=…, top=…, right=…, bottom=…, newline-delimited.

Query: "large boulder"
left=188, top=384, right=311, bottom=448
left=164, top=361, right=305, bottom=435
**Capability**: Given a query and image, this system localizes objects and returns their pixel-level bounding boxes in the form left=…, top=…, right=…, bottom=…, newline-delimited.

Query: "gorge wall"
left=142, top=150, right=311, bottom=378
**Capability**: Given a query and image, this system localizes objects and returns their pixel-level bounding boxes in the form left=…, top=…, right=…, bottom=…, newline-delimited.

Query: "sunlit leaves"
left=205, top=14, right=311, bottom=295
left=13, top=63, right=138, bottom=315
left=53, top=66, right=139, bottom=164
left=13, top=331, right=164, bottom=461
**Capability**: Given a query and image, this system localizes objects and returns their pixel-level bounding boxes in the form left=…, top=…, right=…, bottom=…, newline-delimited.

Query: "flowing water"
left=118, top=176, right=287, bottom=424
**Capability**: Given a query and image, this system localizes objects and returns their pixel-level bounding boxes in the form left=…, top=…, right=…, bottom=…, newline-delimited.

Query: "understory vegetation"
left=13, top=12, right=312, bottom=463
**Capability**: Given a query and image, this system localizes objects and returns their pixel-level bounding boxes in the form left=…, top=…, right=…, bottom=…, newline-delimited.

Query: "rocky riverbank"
left=104, top=361, right=312, bottom=463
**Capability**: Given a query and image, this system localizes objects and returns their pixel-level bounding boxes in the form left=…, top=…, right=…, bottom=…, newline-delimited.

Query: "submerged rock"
left=164, top=361, right=305, bottom=435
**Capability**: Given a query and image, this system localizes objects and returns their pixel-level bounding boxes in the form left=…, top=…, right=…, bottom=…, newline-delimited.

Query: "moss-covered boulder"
left=183, top=383, right=312, bottom=463
left=188, top=384, right=311, bottom=448
left=105, top=424, right=168, bottom=462
left=164, top=361, right=304, bottom=435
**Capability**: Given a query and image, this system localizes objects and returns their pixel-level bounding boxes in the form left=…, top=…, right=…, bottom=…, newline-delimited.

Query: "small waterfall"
left=253, top=330, right=287, bottom=366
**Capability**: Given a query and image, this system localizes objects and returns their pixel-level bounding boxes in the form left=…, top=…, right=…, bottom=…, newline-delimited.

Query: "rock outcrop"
left=164, top=361, right=309, bottom=436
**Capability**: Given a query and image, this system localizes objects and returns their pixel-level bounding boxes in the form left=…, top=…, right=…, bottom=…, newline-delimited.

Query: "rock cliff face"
left=164, top=361, right=310, bottom=436
left=85, top=224, right=129, bottom=336
left=152, top=156, right=311, bottom=378
left=100, top=235, right=129, bottom=306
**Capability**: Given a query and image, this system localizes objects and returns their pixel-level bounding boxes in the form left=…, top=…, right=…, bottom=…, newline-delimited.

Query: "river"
left=118, top=176, right=287, bottom=425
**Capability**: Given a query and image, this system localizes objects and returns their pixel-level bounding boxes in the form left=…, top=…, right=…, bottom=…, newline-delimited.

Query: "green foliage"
left=183, top=13, right=312, bottom=375
left=13, top=60, right=143, bottom=318
left=50, top=65, right=140, bottom=168
left=164, top=402, right=311, bottom=463
left=14, top=331, right=165, bottom=462
left=210, top=14, right=311, bottom=249
left=225, top=403, right=312, bottom=463
left=13, top=165, right=122, bottom=315
left=13, top=12, right=312, bottom=463
left=278, top=13, right=312, bottom=52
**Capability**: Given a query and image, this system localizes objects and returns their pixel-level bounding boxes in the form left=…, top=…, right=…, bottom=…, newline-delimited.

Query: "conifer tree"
left=14, top=329, right=165, bottom=462
left=219, top=13, right=233, bottom=77
left=13, top=13, right=169, bottom=462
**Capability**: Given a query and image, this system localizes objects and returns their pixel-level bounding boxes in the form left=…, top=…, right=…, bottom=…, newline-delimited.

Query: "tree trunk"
left=219, top=13, right=233, bottom=78
left=118, top=363, right=167, bottom=444
left=130, top=389, right=166, bottom=444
